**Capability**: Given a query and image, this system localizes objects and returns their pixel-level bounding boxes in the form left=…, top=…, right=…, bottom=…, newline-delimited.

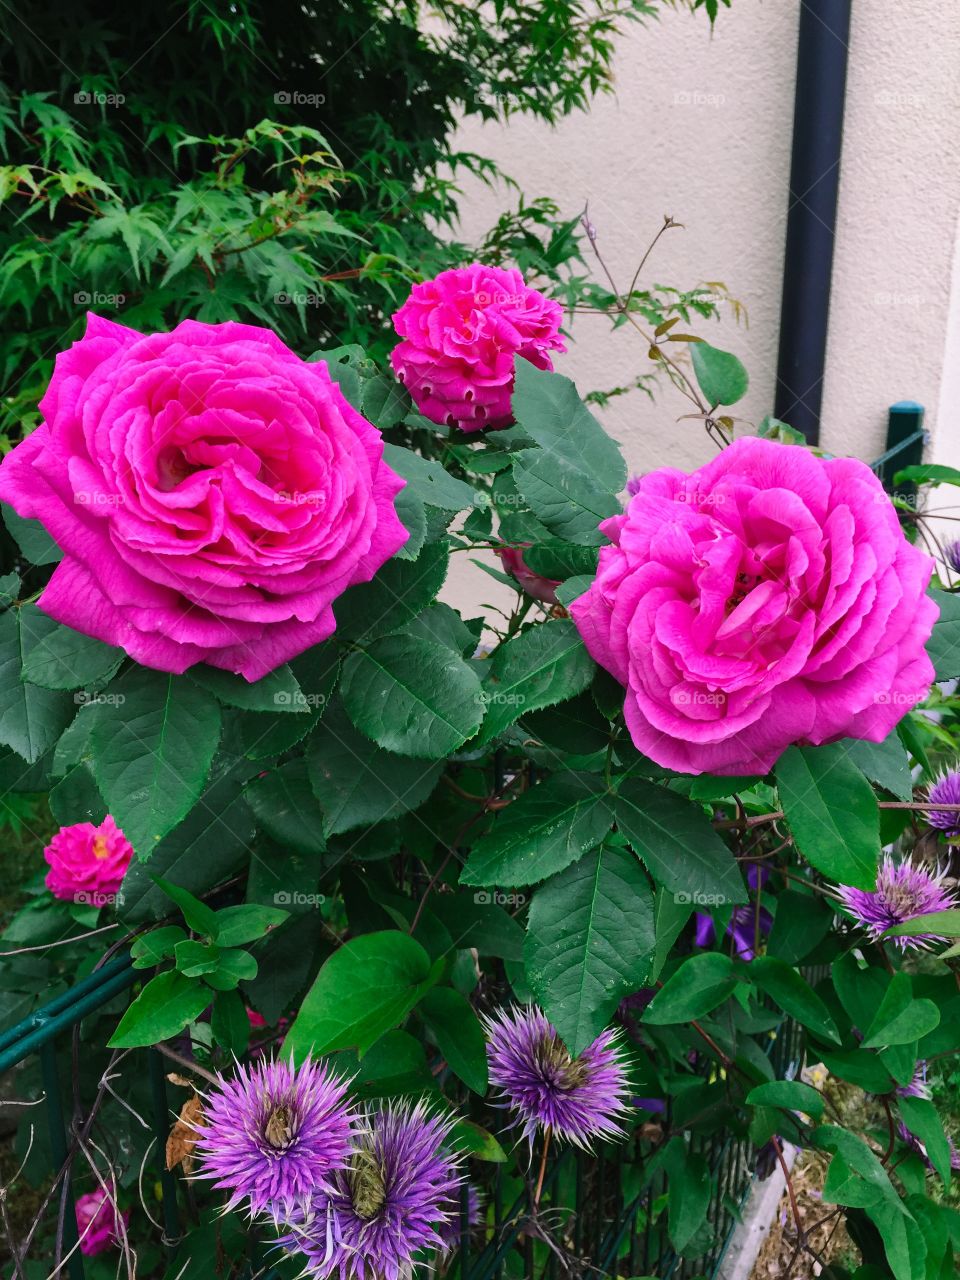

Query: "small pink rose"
left=44, top=815, right=133, bottom=903
left=390, top=264, right=565, bottom=432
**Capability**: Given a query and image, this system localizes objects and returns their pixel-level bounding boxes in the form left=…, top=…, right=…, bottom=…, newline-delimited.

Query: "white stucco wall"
left=440, top=0, right=960, bottom=615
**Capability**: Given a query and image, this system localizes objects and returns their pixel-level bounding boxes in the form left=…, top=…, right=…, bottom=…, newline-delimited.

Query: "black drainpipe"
left=774, top=0, right=853, bottom=444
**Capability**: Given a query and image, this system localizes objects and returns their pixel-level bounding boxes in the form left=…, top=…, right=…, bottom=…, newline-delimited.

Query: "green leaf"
left=898, top=1095, right=952, bottom=1187
left=89, top=669, right=221, bottom=856
left=747, top=956, right=841, bottom=1045
left=862, top=974, right=940, bottom=1048
left=284, top=931, right=440, bottom=1059
left=212, top=904, right=289, bottom=948
left=821, top=1049, right=895, bottom=1094
left=307, top=702, right=442, bottom=835
left=746, top=1080, right=825, bottom=1120
left=382, top=444, right=477, bottom=511
left=2, top=506, right=62, bottom=565
left=460, top=773, right=614, bottom=888
left=244, top=760, right=326, bottom=855
left=117, top=758, right=258, bottom=922
left=420, top=987, right=488, bottom=1094
left=615, top=777, right=746, bottom=905
left=204, top=948, right=258, bottom=990
left=842, top=733, right=914, bottom=802
left=0, top=607, right=74, bottom=763
left=429, top=894, right=524, bottom=961
left=525, top=845, right=656, bottom=1055
left=130, top=926, right=186, bottom=970
left=174, top=939, right=221, bottom=977
left=108, top=970, right=210, bottom=1048
left=649, top=887, right=693, bottom=983
left=511, top=361, right=626, bottom=493
left=332, top=541, right=448, bottom=645
left=20, top=616, right=123, bottom=691
left=895, top=463, right=960, bottom=488
left=508, top=362, right=625, bottom=545
left=476, top=619, right=595, bottom=743
left=690, top=341, right=749, bottom=407
left=188, top=664, right=306, bottom=713
left=766, top=890, right=834, bottom=964
left=152, top=875, right=219, bottom=937
left=643, top=953, right=738, bottom=1024
left=776, top=744, right=880, bottom=889
left=523, top=542, right=599, bottom=581
left=449, top=1120, right=507, bottom=1163
left=661, top=1138, right=712, bottom=1252
left=882, top=909, right=960, bottom=940
left=210, top=988, right=251, bottom=1054
left=340, top=634, right=484, bottom=758
left=926, top=588, right=960, bottom=680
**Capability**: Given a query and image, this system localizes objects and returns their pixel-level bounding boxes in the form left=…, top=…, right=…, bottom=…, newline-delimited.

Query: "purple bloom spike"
left=928, top=770, right=960, bottom=840
left=484, top=1005, right=631, bottom=1150
left=282, top=1102, right=461, bottom=1280
left=835, top=856, right=959, bottom=950
left=195, top=1056, right=356, bottom=1220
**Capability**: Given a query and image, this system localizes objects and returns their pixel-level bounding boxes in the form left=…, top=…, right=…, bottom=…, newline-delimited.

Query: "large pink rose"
left=0, top=315, right=408, bottom=679
left=570, top=438, right=938, bottom=775
left=390, top=264, right=566, bottom=432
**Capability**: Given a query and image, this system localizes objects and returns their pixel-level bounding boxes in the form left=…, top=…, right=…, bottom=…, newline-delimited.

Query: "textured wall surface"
left=439, top=0, right=960, bottom=616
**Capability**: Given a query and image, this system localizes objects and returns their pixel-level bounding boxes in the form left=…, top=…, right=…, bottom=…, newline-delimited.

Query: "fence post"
left=874, top=401, right=926, bottom=499
left=40, top=1040, right=84, bottom=1280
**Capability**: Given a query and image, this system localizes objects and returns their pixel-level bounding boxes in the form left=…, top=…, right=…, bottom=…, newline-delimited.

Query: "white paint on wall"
left=439, top=0, right=960, bottom=615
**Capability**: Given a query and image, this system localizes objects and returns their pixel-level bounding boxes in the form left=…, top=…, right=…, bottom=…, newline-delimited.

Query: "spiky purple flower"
left=945, top=540, right=960, bottom=575
left=928, top=770, right=960, bottom=839
left=195, top=1056, right=356, bottom=1220
left=896, top=1064, right=932, bottom=1100
left=484, top=1005, right=631, bottom=1149
left=282, top=1102, right=461, bottom=1280
left=835, top=856, right=959, bottom=950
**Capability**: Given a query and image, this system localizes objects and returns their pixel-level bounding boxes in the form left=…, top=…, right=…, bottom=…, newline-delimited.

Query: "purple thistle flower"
left=282, top=1102, right=461, bottom=1280
left=835, top=856, right=959, bottom=950
left=945, top=540, right=960, bottom=575
left=896, top=1064, right=932, bottom=1100
left=928, top=770, right=960, bottom=840
left=195, top=1056, right=356, bottom=1220
left=484, top=1005, right=631, bottom=1150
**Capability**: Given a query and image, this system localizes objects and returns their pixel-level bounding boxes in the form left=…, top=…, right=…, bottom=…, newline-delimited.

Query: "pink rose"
left=75, top=1188, right=129, bottom=1255
left=570, top=438, right=938, bottom=775
left=44, top=815, right=134, bottom=902
left=0, top=315, right=408, bottom=680
left=390, top=264, right=565, bottom=432
left=495, top=545, right=561, bottom=606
